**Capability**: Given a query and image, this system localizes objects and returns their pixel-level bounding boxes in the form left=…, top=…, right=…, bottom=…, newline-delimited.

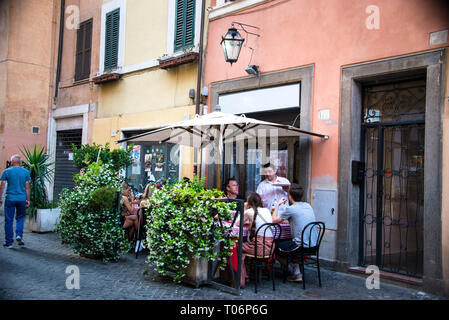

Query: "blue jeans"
left=4, top=200, right=26, bottom=246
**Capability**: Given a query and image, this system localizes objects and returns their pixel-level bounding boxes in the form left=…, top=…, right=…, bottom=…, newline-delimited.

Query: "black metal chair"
left=278, top=221, right=326, bottom=289
left=245, top=223, right=282, bottom=293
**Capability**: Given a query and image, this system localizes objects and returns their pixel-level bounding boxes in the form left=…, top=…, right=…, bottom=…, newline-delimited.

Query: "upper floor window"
left=174, top=0, right=195, bottom=52
left=75, top=19, right=92, bottom=81
left=104, top=8, right=120, bottom=71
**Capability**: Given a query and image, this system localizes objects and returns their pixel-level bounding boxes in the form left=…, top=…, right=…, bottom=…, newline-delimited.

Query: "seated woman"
left=139, top=182, right=154, bottom=207
left=235, top=192, right=273, bottom=287
left=120, top=182, right=140, bottom=240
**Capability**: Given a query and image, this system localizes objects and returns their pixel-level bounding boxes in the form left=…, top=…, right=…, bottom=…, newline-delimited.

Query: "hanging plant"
left=144, top=176, right=237, bottom=282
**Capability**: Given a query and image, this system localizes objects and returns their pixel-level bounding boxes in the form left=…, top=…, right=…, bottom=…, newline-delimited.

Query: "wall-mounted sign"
left=132, top=145, right=141, bottom=163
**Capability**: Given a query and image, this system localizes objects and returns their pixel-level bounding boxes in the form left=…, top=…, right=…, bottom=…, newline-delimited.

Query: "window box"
left=92, top=72, right=122, bottom=84
left=158, top=51, right=198, bottom=70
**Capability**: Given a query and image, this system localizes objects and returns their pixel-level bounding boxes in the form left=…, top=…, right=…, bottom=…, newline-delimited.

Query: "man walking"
left=0, top=155, right=31, bottom=248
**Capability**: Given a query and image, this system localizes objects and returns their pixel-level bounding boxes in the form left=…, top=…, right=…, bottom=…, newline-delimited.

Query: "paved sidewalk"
left=0, top=217, right=445, bottom=300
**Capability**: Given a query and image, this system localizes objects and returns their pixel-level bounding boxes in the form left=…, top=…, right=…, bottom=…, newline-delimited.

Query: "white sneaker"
left=288, top=264, right=301, bottom=276
left=16, top=237, right=24, bottom=246
left=135, top=240, right=143, bottom=253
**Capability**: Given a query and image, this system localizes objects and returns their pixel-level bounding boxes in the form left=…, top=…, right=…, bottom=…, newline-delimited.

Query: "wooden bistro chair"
left=246, top=223, right=282, bottom=294
left=279, top=221, right=326, bottom=289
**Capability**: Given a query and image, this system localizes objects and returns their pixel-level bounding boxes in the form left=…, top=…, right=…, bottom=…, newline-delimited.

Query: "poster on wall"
left=155, top=151, right=164, bottom=172
left=144, top=154, right=152, bottom=172
left=132, top=145, right=141, bottom=163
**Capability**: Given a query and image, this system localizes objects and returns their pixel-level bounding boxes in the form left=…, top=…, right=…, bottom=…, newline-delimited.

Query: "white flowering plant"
left=144, top=176, right=237, bottom=282
left=56, top=162, right=132, bottom=261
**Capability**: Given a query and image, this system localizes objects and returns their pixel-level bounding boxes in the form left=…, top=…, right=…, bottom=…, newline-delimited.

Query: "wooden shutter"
left=75, top=19, right=92, bottom=81
left=104, top=9, right=120, bottom=71
left=174, top=0, right=195, bottom=52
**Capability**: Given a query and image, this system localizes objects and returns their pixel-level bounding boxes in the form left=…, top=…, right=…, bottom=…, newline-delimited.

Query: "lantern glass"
left=221, top=27, right=244, bottom=64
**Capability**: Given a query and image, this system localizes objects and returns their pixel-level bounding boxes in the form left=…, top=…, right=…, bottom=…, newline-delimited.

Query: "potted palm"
left=21, top=145, right=59, bottom=233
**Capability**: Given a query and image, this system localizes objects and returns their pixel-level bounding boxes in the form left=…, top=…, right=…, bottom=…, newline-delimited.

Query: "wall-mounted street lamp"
left=220, top=27, right=245, bottom=65
left=221, top=22, right=260, bottom=65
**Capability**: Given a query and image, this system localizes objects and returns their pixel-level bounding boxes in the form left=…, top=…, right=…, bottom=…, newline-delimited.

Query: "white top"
left=256, top=176, right=290, bottom=215
left=244, top=207, right=273, bottom=237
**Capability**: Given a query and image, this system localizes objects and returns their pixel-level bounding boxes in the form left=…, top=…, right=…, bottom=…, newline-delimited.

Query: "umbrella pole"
left=197, top=146, right=203, bottom=180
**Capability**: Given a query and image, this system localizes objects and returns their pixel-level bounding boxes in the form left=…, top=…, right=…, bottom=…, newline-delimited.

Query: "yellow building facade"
left=93, top=0, right=207, bottom=190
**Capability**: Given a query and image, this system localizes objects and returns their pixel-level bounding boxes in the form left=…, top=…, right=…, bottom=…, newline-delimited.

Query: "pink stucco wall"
left=204, top=0, right=449, bottom=185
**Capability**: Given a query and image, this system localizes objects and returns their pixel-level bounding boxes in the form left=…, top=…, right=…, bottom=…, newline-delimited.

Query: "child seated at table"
left=235, top=192, right=273, bottom=287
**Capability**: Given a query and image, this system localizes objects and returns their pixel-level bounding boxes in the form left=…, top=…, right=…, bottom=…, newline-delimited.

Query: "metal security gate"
left=53, top=129, right=82, bottom=199
left=359, top=79, right=425, bottom=277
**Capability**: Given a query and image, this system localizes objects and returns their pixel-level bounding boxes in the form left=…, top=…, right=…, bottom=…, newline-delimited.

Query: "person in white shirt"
left=256, top=163, right=290, bottom=216
left=235, top=192, right=273, bottom=287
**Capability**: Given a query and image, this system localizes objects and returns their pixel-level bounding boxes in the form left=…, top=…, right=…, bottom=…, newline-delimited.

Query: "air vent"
left=32, top=126, right=40, bottom=134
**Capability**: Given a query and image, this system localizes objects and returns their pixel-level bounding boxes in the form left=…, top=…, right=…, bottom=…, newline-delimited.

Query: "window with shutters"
left=174, top=0, right=195, bottom=52
left=75, top=19, right=92, bottom=81
left=104, top=8, right=120, bottom=71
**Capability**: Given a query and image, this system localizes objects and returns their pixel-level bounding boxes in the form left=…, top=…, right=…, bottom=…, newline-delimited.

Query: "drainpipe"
left=54, top=0, right=65, bottom=100
left=195, top=0, right=206, bottom=115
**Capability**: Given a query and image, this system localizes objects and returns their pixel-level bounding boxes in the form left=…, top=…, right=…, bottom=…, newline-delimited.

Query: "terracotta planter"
left=28, top=208, right=61, bottom=233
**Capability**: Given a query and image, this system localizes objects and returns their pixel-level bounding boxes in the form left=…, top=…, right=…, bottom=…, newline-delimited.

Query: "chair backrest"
left=116, top=191, right=123, bottom=227
left=300, top=221, right=325, bottom=253
left=254, top=223, right=282, bottom=259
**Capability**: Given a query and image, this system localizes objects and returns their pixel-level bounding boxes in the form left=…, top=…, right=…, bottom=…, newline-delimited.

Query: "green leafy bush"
left=72, top=142, right=133, bottom=172
left=144, top=176, right=237, bottom=282
left=56, top=162, right=131, bottom=261
left=90, top=186, right=117, bottom=211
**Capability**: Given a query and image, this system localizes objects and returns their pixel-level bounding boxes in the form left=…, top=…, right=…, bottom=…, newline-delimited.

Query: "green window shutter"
left=75, top=19, right=92, bottom=81
left=174, top=0, right=195, bottom=52
left=104, top=8, right=120, bottom=71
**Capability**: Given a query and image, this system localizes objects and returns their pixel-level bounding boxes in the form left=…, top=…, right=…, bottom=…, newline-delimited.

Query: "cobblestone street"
left=0, top=218, right=445, bottom=300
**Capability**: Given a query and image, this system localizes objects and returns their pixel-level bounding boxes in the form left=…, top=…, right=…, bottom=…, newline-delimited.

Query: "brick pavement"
left=0, top=217, right=445, bottom=300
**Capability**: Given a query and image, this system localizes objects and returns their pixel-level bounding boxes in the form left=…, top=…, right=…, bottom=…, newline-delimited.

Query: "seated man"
left=223, top=177, right=245, bottom=201
left=272, top=184, right=318, bottom=282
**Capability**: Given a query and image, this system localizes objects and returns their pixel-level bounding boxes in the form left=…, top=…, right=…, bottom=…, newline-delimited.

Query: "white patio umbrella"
left=116, top=111, right=329, bottom=177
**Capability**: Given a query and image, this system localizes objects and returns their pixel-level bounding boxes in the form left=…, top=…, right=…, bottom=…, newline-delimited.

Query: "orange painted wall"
left=204, top=0, right=449, bottom=185
left=56, top=0, right=101, bottom=111
left=0, top=0, right=59, bottom=170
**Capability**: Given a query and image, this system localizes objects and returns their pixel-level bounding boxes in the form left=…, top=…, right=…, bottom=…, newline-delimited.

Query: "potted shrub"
left=144, top=177, right=237, bottom=285
left=20, top=145, right=59, bottom=233
left=56, top=162, right=132, bottom=261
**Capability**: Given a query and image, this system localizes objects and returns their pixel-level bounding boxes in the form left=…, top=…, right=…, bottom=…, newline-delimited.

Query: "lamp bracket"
left=231, top=22, right=260, bottom=37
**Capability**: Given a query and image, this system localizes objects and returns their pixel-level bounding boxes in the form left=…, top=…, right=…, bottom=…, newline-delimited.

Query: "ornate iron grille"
left=360, top=79, right=425, bottom=278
